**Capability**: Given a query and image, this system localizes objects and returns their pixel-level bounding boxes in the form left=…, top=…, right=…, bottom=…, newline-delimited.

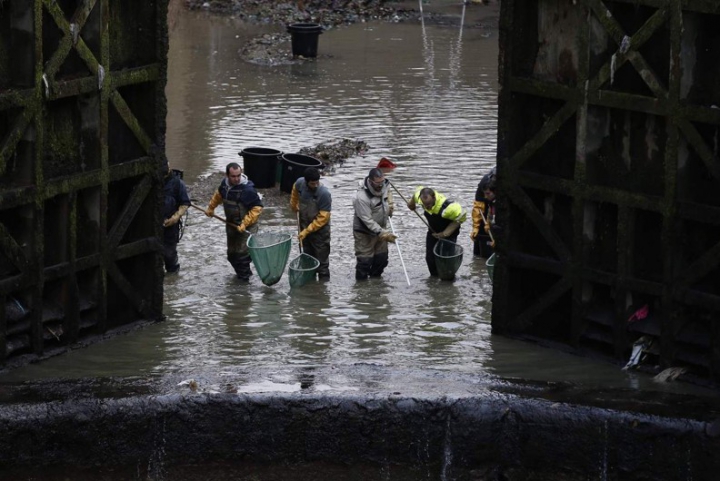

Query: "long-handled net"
left=485, top=252, right=496, bottom=284
left=433, top=239, right=463, bottom=280
left=288, top=251, right=319, bottom=289
left=247, top=232, right=292, bottom=286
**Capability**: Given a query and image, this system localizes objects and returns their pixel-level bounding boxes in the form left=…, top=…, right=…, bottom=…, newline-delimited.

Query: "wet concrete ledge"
left=0, top=369, right=719, bottom=480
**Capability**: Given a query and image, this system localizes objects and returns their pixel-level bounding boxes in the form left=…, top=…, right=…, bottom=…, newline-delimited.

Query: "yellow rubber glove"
left=241, top=206, right=263, bottom=228
left=205, top=191, right=222, bottom=217
left=163, top=205, right=188, bottom=227
left=303, top=211, right=331, bottom=236
left=378, top=231, right=397, bottom=243
left=470, top=200, right=484, bottom=241
left=163, top=213, right=179, bottom=228
left=236, top=223, right=246, bottom=233
left=290, top=184, right=300, bottom=213
left=298, top=230, right=308, bottom=242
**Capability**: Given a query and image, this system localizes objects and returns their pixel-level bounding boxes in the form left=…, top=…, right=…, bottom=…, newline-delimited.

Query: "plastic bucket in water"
left=287, top=23, right=323, bottom=58
left=239, top=147, right=283, bottom=189
left=279, top=153, right=324, bottom=194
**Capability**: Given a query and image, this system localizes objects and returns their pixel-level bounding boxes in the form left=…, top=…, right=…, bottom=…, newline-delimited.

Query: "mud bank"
left=0, top=367, right=718, bottom=480
left=183, top=0, right=500, bottom=65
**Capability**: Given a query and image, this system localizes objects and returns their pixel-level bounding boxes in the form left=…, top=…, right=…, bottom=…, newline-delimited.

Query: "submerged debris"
left=184, top=0, right=476, bottom=65
left=653, top=367, right=688, bottom=383
left=240, top=33, right=295, bottom=66
left=298, top=138, right=369, bottom=173
left=186, top=0, right=415, bottom=26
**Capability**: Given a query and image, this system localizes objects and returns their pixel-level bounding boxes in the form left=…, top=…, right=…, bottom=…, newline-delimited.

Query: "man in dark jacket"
left=352, top=168, right=397, bottom=280
left=163, top=165, right=191, bottom=273
left=205, top=163, right=263, bottom=281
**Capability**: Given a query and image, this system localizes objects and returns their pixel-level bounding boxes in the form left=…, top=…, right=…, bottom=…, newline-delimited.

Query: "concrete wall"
left=493, top=0, right=720, bottom=386
left=0, top=0, right=168, bottom=367
left=0, top=375, right=718, bottom=480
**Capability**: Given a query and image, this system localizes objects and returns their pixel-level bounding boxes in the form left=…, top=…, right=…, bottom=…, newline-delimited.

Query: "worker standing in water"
left=291, top=167, right=332, bottom=280
left=407, top=186, right=467, bottom=277
left=204, top=163, right=263, bottom=281
left=352, top=168, right=397, bottom=280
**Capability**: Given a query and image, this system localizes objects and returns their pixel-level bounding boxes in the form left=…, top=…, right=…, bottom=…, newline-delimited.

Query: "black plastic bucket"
left=280, top=153, right=324, bottom=194
left=287, top=23, right=323, bottom=58
left=238, top=147, right=283, bottom=189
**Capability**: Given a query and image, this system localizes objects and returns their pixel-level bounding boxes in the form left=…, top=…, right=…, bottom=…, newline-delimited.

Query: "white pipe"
left=389, top=217, right=411, bottom=286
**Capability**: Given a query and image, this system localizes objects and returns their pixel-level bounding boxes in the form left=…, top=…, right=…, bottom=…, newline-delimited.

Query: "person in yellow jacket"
left=407, top=187, right=467, bottom=277
left=205, top=163, right=263, bottom=281
left=471, top=167, right=496, bottom=258
left=290, top=167, right=331, bottom=279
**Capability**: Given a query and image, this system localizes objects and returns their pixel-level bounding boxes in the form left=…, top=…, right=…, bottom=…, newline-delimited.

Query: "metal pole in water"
left=389, top=217, right=411, bottom=286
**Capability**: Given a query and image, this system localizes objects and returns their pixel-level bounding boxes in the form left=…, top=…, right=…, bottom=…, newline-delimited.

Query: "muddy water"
left=0, top=4, right=709, bottom=395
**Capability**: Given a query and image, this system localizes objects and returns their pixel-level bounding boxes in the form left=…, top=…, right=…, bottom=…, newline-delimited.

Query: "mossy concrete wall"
left=493, top=0, right=720, bottom=386
left=0, top=0, right=168, bottom=367
left=0, top=372, right=718, bottom=480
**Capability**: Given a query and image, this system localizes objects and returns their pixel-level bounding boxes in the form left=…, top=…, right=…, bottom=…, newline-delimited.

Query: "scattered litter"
left=653, top=367, right=687, bottom=383
left=622, top=335, right=653, bottom=370
left=177, top=379, right=199, bottom=392
left=627, top=304, right=649, bottom=323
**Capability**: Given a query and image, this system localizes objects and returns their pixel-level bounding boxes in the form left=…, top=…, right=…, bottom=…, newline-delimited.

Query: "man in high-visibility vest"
left=407, top=187, right=467, bottom=277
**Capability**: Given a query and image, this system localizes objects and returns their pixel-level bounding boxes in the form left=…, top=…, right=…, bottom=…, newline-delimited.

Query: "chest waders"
left=424, top=200, right=460, bottom=277
left=300, top=196, right=330, bottom=278
left=162, top=176, right=186, bottom=273
left=224, top=199, right=258, bottom=281
left=354, top=189, right=389, bottom=280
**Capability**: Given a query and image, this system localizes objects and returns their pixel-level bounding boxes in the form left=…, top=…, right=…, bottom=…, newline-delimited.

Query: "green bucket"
left=247, top=232, right=292, bottom=286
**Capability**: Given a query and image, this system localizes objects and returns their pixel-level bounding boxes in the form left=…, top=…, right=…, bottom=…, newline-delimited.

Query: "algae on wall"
left=0, top=0, right=169, bottom=367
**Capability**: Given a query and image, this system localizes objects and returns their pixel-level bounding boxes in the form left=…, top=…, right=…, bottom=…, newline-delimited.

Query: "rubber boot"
left=426, top=232, right=438, bottom=277
left=355, top=256, right=373, bottom=280
left=369, top=252, right=389, bottom=278
left=230, top=254, right=252, bottom=281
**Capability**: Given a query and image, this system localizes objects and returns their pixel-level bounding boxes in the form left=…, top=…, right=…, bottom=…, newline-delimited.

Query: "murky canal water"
left=0, top=3, right=711, bottom=396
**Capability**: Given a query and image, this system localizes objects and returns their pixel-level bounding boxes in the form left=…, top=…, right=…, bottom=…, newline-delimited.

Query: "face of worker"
left=307, top=180, right=319, bottom=191
left=421, top=195, right=435, bottom=210
left=369, top=175, right=384, bottom=192
left=483, top=189, right=495, bottom=201
left=227, top=167, right=242, bottom=186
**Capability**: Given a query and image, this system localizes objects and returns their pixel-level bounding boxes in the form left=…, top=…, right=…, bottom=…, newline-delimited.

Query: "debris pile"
left=298, top=138, right=369, bottom=173
left=186, top=0, right=413, bottom=26
left=187, top=139, right=369, bottom=206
